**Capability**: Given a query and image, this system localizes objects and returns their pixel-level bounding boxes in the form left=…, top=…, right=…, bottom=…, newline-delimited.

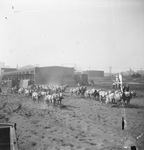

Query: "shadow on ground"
left=110, top=104, right=144, bottom=109
left=59, top=104, right=79, bottom=111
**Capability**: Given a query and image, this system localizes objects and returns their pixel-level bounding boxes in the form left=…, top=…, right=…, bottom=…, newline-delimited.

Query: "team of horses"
left=1, top=81, right=136, bottom=108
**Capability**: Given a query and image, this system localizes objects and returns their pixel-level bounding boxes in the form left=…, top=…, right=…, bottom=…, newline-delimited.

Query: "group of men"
left=113, top=72, right=129, bottom=92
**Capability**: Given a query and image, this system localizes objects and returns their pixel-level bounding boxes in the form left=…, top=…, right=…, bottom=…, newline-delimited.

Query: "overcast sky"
left=0, top=0, right=144, bottom=73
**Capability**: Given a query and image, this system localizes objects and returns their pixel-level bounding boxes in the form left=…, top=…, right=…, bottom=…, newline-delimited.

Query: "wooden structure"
left=0, top=123, right=19, bottom=150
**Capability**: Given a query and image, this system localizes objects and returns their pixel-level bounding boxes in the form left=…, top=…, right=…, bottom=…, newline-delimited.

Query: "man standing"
left=118, top=72, right=123, bottom=92
left=115, top=75, right=119, bottom=89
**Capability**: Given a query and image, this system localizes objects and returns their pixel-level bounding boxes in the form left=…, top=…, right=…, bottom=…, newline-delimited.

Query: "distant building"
left=104, top=73, right=110, bottom=77
left=74, top=71, right=81, bottom=75
left=19, top=64, right=39, bottom=70
left=82, top=70, right=104, bottom=84
left=1, top=66, right=75, bottom=86
left=0, top=62, right=5, bottom=75
left=34, top=66, right=74, bottom=85
left=137, top=70, right=144, bottom=76
left=1, top=68, right=17, bottom=74
left=83, top=70, right=104, bottom=77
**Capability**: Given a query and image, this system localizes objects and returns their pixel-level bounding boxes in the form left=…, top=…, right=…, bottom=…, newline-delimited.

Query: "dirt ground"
left=0, top=83, right=144, bottom=150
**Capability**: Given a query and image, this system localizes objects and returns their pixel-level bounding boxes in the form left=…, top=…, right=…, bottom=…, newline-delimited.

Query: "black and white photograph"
left=0, top=0, right=144, bottom=150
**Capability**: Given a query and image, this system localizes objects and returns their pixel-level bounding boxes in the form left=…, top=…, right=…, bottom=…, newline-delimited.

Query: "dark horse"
left=122, top=83, right=129, bottom=92
left=122, top=83, right=131, bottom=104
